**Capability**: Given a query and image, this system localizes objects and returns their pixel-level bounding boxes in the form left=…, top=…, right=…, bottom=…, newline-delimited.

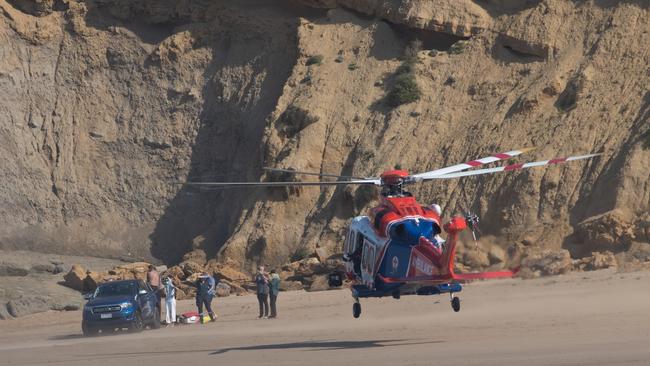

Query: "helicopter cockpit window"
left=344, top=229, right=354, bottom=255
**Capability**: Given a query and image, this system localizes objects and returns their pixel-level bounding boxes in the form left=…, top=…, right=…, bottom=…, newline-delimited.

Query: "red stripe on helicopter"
left=377, top=273, right=452, bottom=284
left=504, top=163, right=524, bottom=171
left=452, top=268, right=518, bottom=281
left=548, top=157, right=567, bottom=164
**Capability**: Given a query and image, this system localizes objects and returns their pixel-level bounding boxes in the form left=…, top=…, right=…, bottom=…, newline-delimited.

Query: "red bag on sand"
left=179, top=311, right=200, bottom=324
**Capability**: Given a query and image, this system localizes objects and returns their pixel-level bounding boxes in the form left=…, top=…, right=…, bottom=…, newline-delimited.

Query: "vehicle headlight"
left=120, top=302, right=134, bottom=310
left=83, top=304, right=92, bottom=312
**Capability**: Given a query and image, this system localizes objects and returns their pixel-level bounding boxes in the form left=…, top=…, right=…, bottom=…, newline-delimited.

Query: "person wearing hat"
left=162, top=277, right=178, bottom=327
left=195, top=273, right=216, bottom=323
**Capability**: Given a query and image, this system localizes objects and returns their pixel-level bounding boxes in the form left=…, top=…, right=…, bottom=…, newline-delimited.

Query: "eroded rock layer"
left=1, top=0, right=648, bottom=271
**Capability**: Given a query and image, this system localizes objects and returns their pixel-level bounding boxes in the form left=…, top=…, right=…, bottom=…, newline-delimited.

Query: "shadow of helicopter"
left=211, top=338, right=444, bottom=355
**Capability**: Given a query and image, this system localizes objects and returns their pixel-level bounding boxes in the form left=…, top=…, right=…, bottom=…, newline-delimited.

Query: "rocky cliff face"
left=1, top=0, right=648, bottom=271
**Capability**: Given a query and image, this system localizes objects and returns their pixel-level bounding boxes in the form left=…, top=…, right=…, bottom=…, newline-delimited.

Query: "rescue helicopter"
left=184, top=148, right=600, bottom=318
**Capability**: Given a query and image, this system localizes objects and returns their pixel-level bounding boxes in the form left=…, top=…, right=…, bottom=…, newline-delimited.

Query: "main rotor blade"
left=263, top=167, right=369, bottom=180
left=181, top=179, right=381, bottom=187
left=411, top=147, right=536, bottom=180
left=427, top=153, right=601, bottom=179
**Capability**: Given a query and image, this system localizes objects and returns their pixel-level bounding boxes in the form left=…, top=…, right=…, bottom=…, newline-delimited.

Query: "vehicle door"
left=137, top=280, right=154, bottom=320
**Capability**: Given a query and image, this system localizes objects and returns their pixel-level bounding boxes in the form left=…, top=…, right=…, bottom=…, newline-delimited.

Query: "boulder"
left=280, top=280, right=304, bottom=292
left=52, top=263, right=67, bottom=274
left=488, top=246, right=506, bottom=265
left=182, top=249, right=207, bottom=265
left=6, top=296, right=51, bottom=317
left=454, top=262, right=470, bottom=273
left=155, top=265, right=168, bottom=273
left=84, top=271, right=108, bottom=291
left=295, top=257, right=323, bottom=277
left=589, top=251, right=617, bottom=270
left=112, top=262, right=150, bottom=281
left=30, top=263, right=56, bottom=274
left=575, top=210, right=635, bottom=252
left=279, top=269, right=295, bottom=280
left=217, top=279, right=247, bottom=295
left=51, top=302, right=82, bottom=311
left=180, top=261, right=204, bottom=277
left=461, top=249, right=490, bottom=269
left=633, top=213, right=650, bottom=243
left=175, top=287, right=188, bottom=300
left=164, top=265, right=185, bottom=280
left=214, top=265, right=249, bottom=283
left=322, top=259, right=345, bottom=272
left=0, top=262, right=30, bottom=276
left=185, top=273, right=202, bottom=284
left=63, top=264, right=87, bottom=291
left=307, top=275, right=331, bottom=292
left=116, top=262, right=151, bottom=272
left=313, top=247, right=329, bottom=262
left=0, top=304, right=12, bottom=320
left=520, top=249, right=572, bottom=276
left=215, top=282, right=231, bottom=297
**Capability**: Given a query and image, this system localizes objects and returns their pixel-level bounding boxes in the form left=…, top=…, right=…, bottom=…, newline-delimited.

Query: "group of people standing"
left=146, top=264, right=282, bottom=325
left=254, top=265, right=280, bottom=319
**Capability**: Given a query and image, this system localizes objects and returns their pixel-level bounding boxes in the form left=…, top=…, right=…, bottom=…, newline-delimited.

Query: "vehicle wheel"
left=130, top=311, right=145, bottom=333
left=82, top=323, right=98, bottom=337
left=150, top=308, right=161, bottom=329
left=451, top=296, right=461, bottom=312
left=392, top=290, right=400, bottom=300
left=353, top=302, right=361, bottom=318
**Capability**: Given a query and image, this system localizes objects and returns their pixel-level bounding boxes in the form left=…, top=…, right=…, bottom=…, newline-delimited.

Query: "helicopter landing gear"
left=353, top=298, right=361, bottom=318
left=450, top=293, right=461, bottom=312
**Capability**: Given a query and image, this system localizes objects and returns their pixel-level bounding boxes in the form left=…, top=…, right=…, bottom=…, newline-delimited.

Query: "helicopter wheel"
left=451, top=296, right=461, bottom=312
left=352, top=302, right=361, bottom=318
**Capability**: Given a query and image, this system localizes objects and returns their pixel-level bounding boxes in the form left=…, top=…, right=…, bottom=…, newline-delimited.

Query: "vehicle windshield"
left=94, top=282, right=137, bottom=298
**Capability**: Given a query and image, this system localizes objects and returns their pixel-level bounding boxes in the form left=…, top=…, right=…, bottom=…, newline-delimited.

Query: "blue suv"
left=82, top=279, right=161, bottom=336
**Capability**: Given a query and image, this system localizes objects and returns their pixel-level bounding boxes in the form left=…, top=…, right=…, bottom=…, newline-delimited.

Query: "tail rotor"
left=464, top=211, right=481, bottom=251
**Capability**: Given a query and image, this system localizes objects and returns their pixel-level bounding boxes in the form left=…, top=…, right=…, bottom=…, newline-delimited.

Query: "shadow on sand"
left=211, top=338, right=444, bottom=355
